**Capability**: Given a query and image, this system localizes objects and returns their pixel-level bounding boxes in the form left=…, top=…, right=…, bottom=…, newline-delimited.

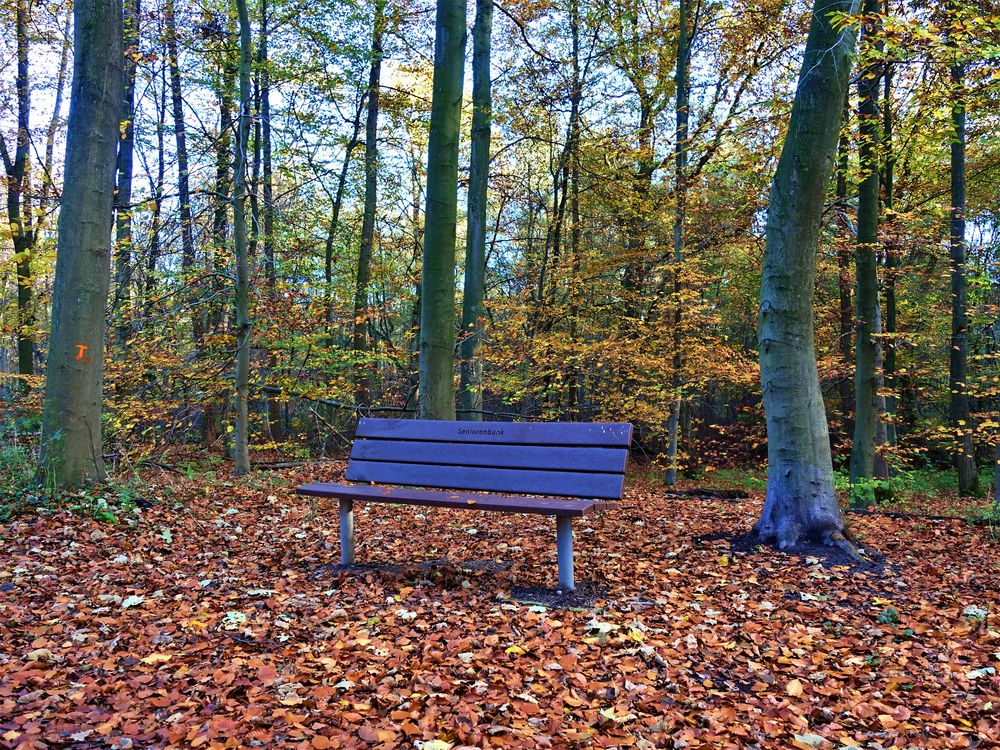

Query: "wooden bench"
left=296, top=418, right=633, bottom=591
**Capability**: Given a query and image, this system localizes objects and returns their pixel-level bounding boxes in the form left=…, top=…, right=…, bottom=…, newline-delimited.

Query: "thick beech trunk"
left=418, top=0, right=467, bottom=420
left=39, top=0, right=124, bottom=487
left=458, top=0, right=492, bottom=420
left=755, top=0, right=859, bottom=548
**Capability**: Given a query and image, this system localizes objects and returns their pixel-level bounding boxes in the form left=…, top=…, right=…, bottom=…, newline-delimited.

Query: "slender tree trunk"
left=836, top=97, right=854, bottom=434
left=354, top=0, right=384, bottom=406
left=882, top=63, right=898, bottom=449
left=665, top=0, right=690, bottom=486
left=755, top=0, right=860, bottom=549
left=165, top=0, right=205, bottom=443
left=324, top=101, right=364, bottom=333
left=458, top=0, right=492, bottom=420
left=165, top=0, right=195, bottom=288
left=566, top=0, right=582, bottom=420
left=41, top=9, right=72, bottom=216
left=409, top=149, right=424, bottom=400
left=39, top=0, right=124, bottom=488
left=261, top=0, right=274, bottom=286
left=2, top=0, right=35, bottom=386
left=258, top=0, right=283, bottom=439
left=145, top=56, right=168, bottom=315
left=948, top=46, right=978, bottom=496
left=849, top=0, right=882, bottom=486
left=418, top=0, right=467, bottom=420
left=249, top=70, right=260, bottom=259
left=233, top=0, right=253, bottom=475
left=212, top=74, right=233, bottom=266
left=112, top=0, right=140, bottom=349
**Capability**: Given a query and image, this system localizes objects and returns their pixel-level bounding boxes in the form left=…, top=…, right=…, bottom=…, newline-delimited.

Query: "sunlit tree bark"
left=418, top=0, right=467, bottom=420
left=755, top=0, right=860, bottom=549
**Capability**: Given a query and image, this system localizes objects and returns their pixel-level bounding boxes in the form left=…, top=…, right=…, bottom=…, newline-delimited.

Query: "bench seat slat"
left=345, top=460, right=624, bottom=499
left=296, top=483, right=613, bottom=516
left=355, top=418, right=633, bottom=447
left=350, top=440, right=628, bottom=474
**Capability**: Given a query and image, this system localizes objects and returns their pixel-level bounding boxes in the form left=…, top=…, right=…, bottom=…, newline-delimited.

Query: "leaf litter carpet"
left=2, top=466, right=998, bottom=748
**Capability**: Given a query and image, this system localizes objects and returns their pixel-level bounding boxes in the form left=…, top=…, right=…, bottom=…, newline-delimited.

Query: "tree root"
left=827, top=531, right=867, bottom=564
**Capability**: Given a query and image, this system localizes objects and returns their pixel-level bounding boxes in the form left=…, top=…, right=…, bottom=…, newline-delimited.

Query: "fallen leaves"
left=1, top=466, right=998, bottom=749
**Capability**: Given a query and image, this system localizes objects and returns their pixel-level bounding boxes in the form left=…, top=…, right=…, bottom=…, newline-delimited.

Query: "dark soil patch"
left=509, top=581, right=605, bottom=610
left=666, top=488, right=752, bottom=502
left=697, top=529, right=891, bottom=575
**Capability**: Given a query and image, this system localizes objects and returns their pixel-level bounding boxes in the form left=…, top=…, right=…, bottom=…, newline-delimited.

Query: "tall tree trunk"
left=849, top=0, right=882, bottom=486
left=261, top=0, right=274, bottom=285
left=145, top=55, right=168, bottom=315
left=755, top=0, right=860, bottom=549
left=458, top=0, right=492, bottom=420
left=113, top=0, right=140, bottom=349
left=324, top=101, right=364, bottom=334
left=165, top=0, right=195, bottom=291
left=882, top=63, right=898, bottom=449
left=165, top=0, right=206, bottom=443
left=665, top=0, right=690, bottom=486
left=418, top=0, right=467, bottom=420
left=39, top=0, right=124, bottom=488
left=249, top=70, right=260, bottom=258
left=566, top=0, right=582, bottom=421
left=41, top=9, right=72, bottom=215
left=353, top=0, right=384, bottom=406
left=948, top=34, right=978, bottom=495
left=2, top=0, right=35, bottom=386
left=836, top=97, right=854, bottom=435
left=233, top=0, right=253, bottom=475
left=258, top=0, right=282, bottom=439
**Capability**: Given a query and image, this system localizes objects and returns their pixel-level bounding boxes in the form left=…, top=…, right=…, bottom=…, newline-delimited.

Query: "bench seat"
left=297, top=482, right=616, bottom=516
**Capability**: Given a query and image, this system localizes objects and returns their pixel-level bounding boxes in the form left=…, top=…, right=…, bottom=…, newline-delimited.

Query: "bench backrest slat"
left=350, top=440, right=628, bottom=474
left=346, top=418, right=632, bottom=500
left=354, top=418, right=632, bottom=447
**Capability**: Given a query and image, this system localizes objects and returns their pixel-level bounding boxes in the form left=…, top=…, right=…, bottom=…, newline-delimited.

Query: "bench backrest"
left=345, top=418, right=633, bottom=500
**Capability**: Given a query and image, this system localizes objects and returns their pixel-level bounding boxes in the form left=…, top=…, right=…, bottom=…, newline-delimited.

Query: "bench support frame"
left=556, top=515, right=574, bottom=591
left=339, top=498, right=355, bottom=566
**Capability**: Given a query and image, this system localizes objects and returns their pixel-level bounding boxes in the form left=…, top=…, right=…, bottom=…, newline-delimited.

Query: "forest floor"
left=1, top=463, right=999, bottom=749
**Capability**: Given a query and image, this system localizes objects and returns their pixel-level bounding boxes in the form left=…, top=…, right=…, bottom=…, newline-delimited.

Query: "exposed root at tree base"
left=699, top=530, right=888, bottom=574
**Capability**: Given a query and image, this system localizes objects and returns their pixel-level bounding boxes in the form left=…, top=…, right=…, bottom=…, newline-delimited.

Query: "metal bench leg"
left=339, top=498, right=355, bottom=566
left=556, top=515, right=575, bottom=591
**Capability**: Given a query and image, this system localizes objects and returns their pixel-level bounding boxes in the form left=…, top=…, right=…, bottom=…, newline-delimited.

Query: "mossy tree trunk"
left=418, top=0, right=467, bottom=420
